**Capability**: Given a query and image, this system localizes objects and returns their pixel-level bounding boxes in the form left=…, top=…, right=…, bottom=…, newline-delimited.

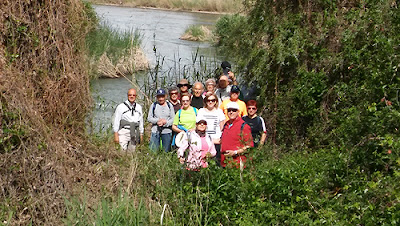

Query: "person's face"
left=206, top=96, right=217, bottom=109
left=179, top=84, right=189, bottom=92
left=206, top=83, right=215, bottom=92
left=193, top=84, right=203, bottom=97
left=219, top=76, right=229, bottom=88
left=169, top=90, right=179, bottom=101
left=230, top=92, right=239, bottom=101
left=196, top=121, right=207, bottom=132
left=157, top=95, right=166, bottom=105
left=181, top=96, right=191, bottom=109
left=247, top=105, right=257, bottom=117
left=127, top=89, right=137, bottom=103
left=227, top=108, right=239, bottom=120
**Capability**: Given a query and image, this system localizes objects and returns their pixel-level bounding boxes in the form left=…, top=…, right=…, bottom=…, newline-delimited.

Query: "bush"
left=213, top=0, right=400, bottom=174
left=67, top=146, right=399, bottom=224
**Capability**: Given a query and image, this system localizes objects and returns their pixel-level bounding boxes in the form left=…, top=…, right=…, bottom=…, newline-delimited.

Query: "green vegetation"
left=211, top=0, right=400, bottom=222
left=180, top=25, right=212, bottom=41
left=88, top=0, right=244, bottom=13
left=86, top=21, right=148, bottom=78
left=86, top=22, right=141, bottom=64
left=65, top=145, right=400, bottom=224
left=2, top=0, right=400, bottom=224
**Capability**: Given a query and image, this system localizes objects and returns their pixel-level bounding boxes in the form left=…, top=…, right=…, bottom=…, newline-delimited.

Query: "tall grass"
left=86, top=22, right=141, bottom=64
left=64, top=144, right=400, bottom=225
left=88, top=0, right=244, bottom=13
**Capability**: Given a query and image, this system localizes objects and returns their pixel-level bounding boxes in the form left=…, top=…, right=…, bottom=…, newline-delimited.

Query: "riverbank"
left=87, top=0, right=243, bottom=13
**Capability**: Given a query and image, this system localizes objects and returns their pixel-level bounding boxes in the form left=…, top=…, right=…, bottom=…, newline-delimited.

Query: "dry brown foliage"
left=0, top=1, right=128, bottom=224
left=97, top=47, right=149, bottom=78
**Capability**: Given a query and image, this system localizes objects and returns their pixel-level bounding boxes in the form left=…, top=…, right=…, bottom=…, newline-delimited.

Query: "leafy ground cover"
left=64, top=145, right=400, bottom=225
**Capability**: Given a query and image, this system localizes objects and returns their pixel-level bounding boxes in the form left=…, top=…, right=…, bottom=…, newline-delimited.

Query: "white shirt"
left=197, top=108, right=226, bottom=139
left=113, top=100, right=144, bottom=134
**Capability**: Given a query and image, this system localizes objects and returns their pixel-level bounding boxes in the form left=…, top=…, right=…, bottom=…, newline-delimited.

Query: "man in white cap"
left=220, top=101, right=253, bottom=168
left=113, top=88, right=144, bottom=151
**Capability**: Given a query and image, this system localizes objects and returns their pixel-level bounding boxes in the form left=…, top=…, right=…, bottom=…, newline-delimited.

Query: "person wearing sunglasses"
left=172, top=93, right=198, bottom=134
left=220, top=101, right=253, bottom=168
left=220, top=85, right=247, bottom=120
left=197, top=92, right=226, bottom=165
left=168, top=86, right=181, bottom=113
left=177, top=78, right=192, bottom=98
left=176, top=116, right=216, bottom=170
left=242, top=100, right=267, bottom=148
left=113, top=88, right=144, bottom=152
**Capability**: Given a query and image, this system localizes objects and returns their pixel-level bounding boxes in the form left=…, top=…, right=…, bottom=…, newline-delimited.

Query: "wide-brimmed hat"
left=175, top=131, right=188, bottom=148
left=177, top=79, right=192, bottom=89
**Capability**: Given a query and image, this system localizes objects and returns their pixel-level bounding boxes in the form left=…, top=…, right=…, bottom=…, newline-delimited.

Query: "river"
left=90, top=5, right=222, bottom=133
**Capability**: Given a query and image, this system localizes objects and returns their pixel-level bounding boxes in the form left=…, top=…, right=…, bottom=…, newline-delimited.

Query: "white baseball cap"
left=226, top=101, right=239, bottom=110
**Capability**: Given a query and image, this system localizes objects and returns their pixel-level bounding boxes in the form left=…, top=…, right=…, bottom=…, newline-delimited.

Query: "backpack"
left=177, top=107, right=197, bottom=124
left=152, top=101, right=173, bottom=117
left=122, top=102, right=136, bottom=116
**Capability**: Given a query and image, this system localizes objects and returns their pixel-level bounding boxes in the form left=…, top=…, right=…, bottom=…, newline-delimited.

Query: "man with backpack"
left=220, top=101, right=253, bottom=168
left=242, top=100, right=267, bottom=148
left=148, top=89, right=175, bottom=152
left=113, top=88, right=144, bottom=151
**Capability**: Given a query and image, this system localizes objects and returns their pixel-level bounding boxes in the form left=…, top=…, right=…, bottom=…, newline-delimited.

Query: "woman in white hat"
left=176, top=116, right=216, bottom=170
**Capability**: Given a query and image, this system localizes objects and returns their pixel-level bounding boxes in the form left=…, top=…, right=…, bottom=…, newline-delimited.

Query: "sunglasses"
left=227, top=108, right=238, bottom=113
left=128, top=94, right=137, bottom=97
left=207, top=99, right=217, bottom=102
left=178, top=84, right=189, bottom=87
left=169, top=92, right=178, bottom=95
left=247, top=107, right=257, bottom=110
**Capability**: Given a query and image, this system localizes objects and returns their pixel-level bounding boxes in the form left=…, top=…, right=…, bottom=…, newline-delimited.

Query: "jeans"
left=149, top=132, right=172, bottom=153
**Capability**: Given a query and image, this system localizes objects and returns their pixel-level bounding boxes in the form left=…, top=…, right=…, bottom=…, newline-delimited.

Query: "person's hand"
left=157, top=119, right=163, bottom=126
left=161, top=119, right=167, bottom=125
left=228, top=71, right=236, bottom=82
left=114, top=133, right=119, bottom=143
left=224, top=150, right=237, bottom=157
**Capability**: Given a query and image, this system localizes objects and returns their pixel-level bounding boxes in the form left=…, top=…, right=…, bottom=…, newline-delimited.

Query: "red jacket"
left=220, top=117, right=254, bottom=167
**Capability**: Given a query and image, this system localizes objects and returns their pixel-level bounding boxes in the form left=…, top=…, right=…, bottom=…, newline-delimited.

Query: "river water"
left=90, top=5, right=222, bottom=132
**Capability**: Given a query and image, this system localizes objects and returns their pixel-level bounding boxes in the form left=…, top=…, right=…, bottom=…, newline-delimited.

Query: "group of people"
left=113, top=61, right=267, bottom=170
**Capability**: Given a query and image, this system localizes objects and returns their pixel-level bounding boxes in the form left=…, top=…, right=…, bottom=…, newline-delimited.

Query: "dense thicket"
left=216, top=0, right=400, bottom=172
left=0, top=1, right=124, bottom=224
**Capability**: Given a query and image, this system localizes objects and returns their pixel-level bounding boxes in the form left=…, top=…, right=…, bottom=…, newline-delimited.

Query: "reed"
left=86, top=22, right=149, bottom=78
